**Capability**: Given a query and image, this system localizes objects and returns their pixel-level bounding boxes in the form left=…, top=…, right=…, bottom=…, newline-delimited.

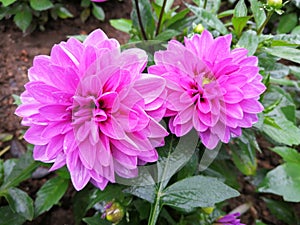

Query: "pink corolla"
left=149, top=30, right=266, bottom=149
left=213, top=212, right=245, bottom=225
left=15, top=29, right=168, bottom=191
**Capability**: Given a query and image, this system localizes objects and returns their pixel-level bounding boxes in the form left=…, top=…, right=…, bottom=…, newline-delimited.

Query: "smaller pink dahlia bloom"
left=149, top=30, right=266, bottom=149
left=16, top=29, right=168, bottom=191
left=213, top=212, right=245, bottom=225
left=91, top=0, right=107, bottom=2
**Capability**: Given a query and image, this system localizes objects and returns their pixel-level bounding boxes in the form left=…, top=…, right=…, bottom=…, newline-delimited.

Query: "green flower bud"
left=193, top=24, right=205, bottom=34
left=267, top=0, right=282, bottom=9
left=105, top=202, right=125, bottom=224
left=202, top=206, right=214, bottom=214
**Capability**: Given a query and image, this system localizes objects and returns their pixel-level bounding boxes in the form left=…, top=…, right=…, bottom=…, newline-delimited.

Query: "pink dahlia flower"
left=91, top=0, right=107, bottom=2
left=16, top=29, right=168, bottom=190
left=213, top=212, right=245, bottom=225
left=149, top=30, right=266, bottom=149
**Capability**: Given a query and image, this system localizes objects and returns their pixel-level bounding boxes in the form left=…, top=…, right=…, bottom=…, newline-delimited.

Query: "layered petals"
left=149, top=30, right=266, bottom=149
left=16, top=29, right=168, bottom=191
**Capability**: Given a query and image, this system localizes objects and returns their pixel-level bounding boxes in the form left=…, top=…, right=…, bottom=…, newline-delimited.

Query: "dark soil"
left=0, top=1, right=298, bottom=225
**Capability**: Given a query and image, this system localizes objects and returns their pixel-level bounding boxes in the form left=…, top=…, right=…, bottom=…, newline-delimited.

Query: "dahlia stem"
left=155, top=0, right=167, bottom=36
left=134, top=0, right=148, bottom=40
left=257, top=11, right=273, bottom=35
left=148, top=135, right=174, bottom=225
left=203, top=0, right=208, bottom=9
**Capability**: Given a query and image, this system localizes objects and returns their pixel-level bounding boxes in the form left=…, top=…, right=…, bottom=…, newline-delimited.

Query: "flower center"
left=202, top=77, right=212, bottom=86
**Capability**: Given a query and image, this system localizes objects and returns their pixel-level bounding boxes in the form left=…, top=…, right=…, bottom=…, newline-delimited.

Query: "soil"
left=0, top=1, right=299, bottom=225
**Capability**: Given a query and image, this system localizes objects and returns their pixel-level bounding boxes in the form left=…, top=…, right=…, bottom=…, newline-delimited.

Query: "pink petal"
left=49, top=153, right=66, bottom=171
left=100, top=116, right=126, bottom=140
left=134, top=74, right=166, bottom=105
left=200, top=130, right=220, bottom=150
left=240, top=99, right=264, bottom=113
left=224, top=103, right=244, bottom=119
left=24, top=125, right=49, bottom=145
left=173, top=120, right=193, bottom=136
left=223, top=88, right=244, bottom=104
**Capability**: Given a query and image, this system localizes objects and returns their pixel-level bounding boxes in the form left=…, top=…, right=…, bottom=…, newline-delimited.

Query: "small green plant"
left=0, top=0, right=74, bottom=32
left=0, top=0, right=107, bottom=32
left=80, top=0, right=105, bottom=23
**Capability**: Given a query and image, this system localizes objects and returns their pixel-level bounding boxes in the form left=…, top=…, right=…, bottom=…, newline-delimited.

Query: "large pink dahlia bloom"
left=16, top=29, right=168, bottom=190
left=149, top=30, right=266, bottom=149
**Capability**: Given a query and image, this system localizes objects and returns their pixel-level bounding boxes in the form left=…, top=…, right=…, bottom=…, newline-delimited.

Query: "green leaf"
left=230, top=133, right=257, bottom=176
left=81, top=0, right=91, bottom=8
left=156, top=131, right=198, bottom=188
left=30, top=0, right=53, bottom=11
left=205, top=159, right=240, bottom=190
left=176, top=151, right=198, bottom=181
left=165, top=8, right=189, bottom=28
left=272, top=34, right=300, bottom=45
left=80, top=8, right=90, bottom=23
left=0, top=0, right=17, bottom=7
left=263, top=46, right=300, bottom=64
left=277, top=13, right=298, bottom=34
left=263, top=198, right=297, bottom=225
left=0, top=160, right=3, bottom=186
left=2, top=151, right=39, bottom=189
left=83, top=213, right=111, bottom=225
left=56, top=6, right=73, bottom=19
left=162, top=176, right=240, bottom=210
left=262, top=116, right=300, bottom=146
left=292, top=25, right=300, bottom=35
left=5, top=188, right=34, bottom=220
left=255, top=220, right=268, bottom=225
left=237, top=30, right=258, bottom=55
left=34, top=176, right=69, bottom=217
left=12, top=94, right=22, bottom=106
left=281, top=104, right=296, bottom=123
left=13, top=6, right=32, bottom=33
left=131, top=0, right=156, bottom=39
left=148, top=131, right=199, bottom=225
left=234, top=0, right=247, bottom=17
left=154, top=29, right=180, bottom=41
left=67, top=34, right=87, bottom=42
left=73, top=185, right=124, bottom=224
left=232, top=16, right=251, bottom=37
left=155, top=0, right=174, bottom=12
left=258, top=53, right=289, bottom=78
left=249, top=0, right=266, bottom=29
left=193, top=0, right=221, bottom=13
left=270, top=146, right=300, bottom=164
left=92, top=3, right=105, bottom=21
left=186, top=3, right=227, bottom=34
left=258, top=162, right=300, bottom=202
left=134, top=199, right=151, bottom=220
left=124, top=185, right=156, bottom=203
left=0, top=206, right=26, bottom=225
left=109, top=19, right=132, bottom=33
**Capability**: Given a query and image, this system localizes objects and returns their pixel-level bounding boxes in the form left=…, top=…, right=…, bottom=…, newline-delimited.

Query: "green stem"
left=257, top=11, right=273, bottom=35
left=148, top=136, right=174, bottom=225
left=203, top=0, right=208, bottom=9
left=134, top=0, right=148, bottom=40
left=155, top=0, right=167, bottom=36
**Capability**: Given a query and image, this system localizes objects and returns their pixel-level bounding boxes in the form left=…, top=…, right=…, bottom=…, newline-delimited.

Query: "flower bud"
left=105, top=202, right=125, bottom=224
left=202, top=206, right=214, bottom=214
left=267, top=0, right=282, bottom=9
left=193, top=24, right=205, bottom=34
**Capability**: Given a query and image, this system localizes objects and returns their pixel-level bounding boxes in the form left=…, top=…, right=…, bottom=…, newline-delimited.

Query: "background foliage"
left=0, top=0, right=300, bottom=224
